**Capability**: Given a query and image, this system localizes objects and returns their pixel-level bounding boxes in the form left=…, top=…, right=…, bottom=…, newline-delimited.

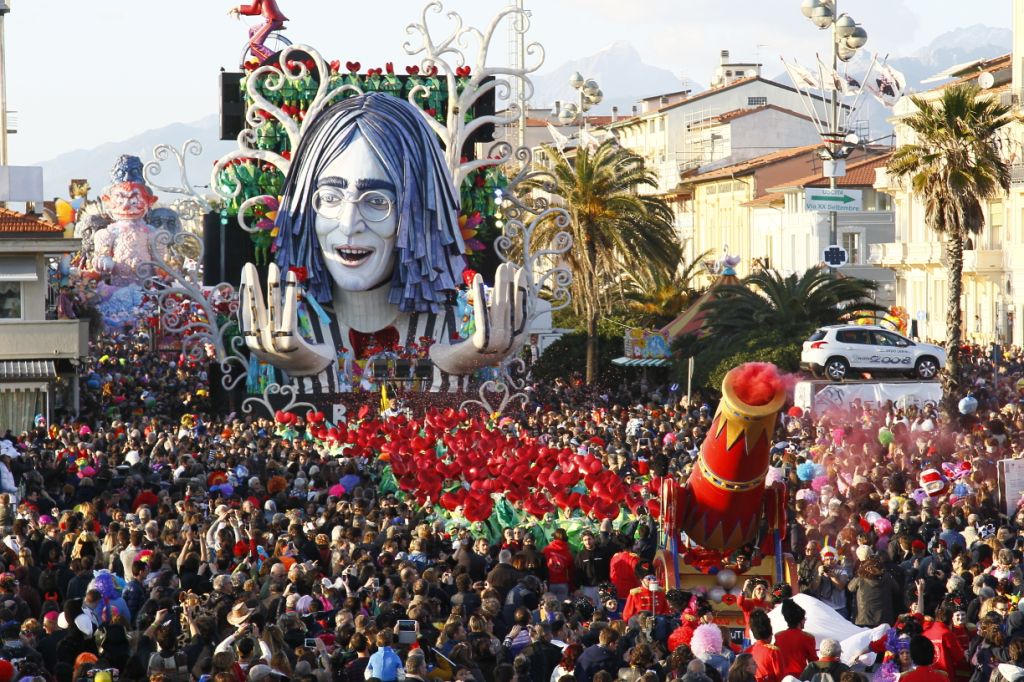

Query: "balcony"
left=1012, top=163, right=1024, bottom=187
left=963, top=249, right=1004, bottom=273
left=869, top=241, right=944, bottom=267
left=905, top=242, right=945, bottom=265
left=869, top=242, right=905, bottom=265
left=0, top=320, right=89, bottom=361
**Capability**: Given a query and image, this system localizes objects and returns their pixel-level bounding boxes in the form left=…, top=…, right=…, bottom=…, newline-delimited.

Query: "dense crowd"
left=1, top=334, right=1024, bottom=682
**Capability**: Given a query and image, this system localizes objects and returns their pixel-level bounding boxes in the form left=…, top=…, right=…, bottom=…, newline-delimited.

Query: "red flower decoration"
left=462, top=269, right=478, bottom=287
left=288, top=266, right=308, bottom=283
left=386, top=62, right=394, bottom=75
left=281, top=150, right=292, bottom=160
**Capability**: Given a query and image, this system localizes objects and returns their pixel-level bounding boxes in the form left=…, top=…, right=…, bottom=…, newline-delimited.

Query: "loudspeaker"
left=220, top=71, right=245, bottom=140
left=202, top=211, right=254, bottom=287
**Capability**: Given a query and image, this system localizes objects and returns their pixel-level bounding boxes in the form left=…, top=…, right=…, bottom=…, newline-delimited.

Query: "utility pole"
left=0, top=1, right=11, bottom=166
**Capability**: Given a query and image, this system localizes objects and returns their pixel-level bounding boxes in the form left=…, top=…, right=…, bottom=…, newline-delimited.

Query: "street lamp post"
left=800, top=0, right=867, bottom=264
left=558, top=71, right=602, bottom=143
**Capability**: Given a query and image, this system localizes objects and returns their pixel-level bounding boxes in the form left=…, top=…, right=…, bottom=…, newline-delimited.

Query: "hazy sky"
left=5, top=0, right=1013, bottom=164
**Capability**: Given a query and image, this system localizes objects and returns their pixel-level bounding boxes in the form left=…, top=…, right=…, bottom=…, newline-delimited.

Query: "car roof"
left=820, top=324, right=890, bottom=331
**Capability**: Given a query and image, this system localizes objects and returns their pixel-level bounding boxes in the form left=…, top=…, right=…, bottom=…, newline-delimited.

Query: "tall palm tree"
left=527, top=140, right=681, bottom=383
left=887, top=83, right=1010, bottom=402
left=703, top=267, right=880, bottom=341
left=620, top=253, right=710, bottom=328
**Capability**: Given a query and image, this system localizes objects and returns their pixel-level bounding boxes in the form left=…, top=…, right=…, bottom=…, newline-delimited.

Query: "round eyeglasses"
left=312, top=187, right=394, bottom=223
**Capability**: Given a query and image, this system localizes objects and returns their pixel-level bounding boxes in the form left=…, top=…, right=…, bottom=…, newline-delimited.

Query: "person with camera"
left=809, top=545, right=850, bottom=618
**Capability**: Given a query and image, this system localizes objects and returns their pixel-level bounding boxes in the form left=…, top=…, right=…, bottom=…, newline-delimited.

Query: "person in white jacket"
left=0, top=450, right=18, bottom=505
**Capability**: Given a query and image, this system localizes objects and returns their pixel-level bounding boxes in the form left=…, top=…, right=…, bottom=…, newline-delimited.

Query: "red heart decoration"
left=405, top=65, right=420, bottom=75
left=274, top=410, right=288, bottom=424
left=456, top=66, right=471, bottom=77
left=345, top=61, right=361, bottom=73
left=425, top=65, right=438, bottom=76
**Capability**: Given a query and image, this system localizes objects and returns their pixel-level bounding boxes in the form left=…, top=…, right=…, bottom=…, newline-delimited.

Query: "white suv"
left=800, top=325, right=946, bottom=381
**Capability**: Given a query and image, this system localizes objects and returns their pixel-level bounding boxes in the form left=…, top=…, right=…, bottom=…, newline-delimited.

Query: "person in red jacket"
left=542, top=528, right=574, bottom=600
left=772, top=599, right=817, bottom=679
left=622, top=574, right=670, bottom=624
left=746, top=609, right=783, bottom=682
left=902, top=635, right=951, bottom=682
left=922, top=602, right=968, bottom=682
left=229, top=0, right=289, bottom=62
left=609, top=548, right=641, bottom=603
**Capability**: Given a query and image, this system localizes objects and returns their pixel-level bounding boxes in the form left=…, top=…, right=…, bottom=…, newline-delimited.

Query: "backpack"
left=147, top=651, right=189, bottom=682
left=809, top=669, right=837, bottom=682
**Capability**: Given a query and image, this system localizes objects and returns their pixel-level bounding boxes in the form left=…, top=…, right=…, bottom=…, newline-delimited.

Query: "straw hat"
left=226, top=602, right=254, bottom=627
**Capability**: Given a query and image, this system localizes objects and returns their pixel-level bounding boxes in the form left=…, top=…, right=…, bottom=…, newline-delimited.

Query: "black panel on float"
left=203, top=211, right=255, bottom=287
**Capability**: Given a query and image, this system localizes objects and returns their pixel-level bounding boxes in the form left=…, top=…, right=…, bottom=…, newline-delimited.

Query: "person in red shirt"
left=609, top=548, right=641, bottom=601
left=542, top=528, right=575, bottom=600
left=746, top=609, right=783, bottom=682
left=229, top=0, right=289, bottom=63
left=772, top=599, right=818, bottom=679
left=922, top=603, right=968, bottom=682
left=901, top=635, right=950, bottom=682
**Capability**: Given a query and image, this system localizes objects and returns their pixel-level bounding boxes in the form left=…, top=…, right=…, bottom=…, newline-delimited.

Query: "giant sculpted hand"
left=240, top=262, right=335, bottom=376
left=430, top=262, right=529, bottom=375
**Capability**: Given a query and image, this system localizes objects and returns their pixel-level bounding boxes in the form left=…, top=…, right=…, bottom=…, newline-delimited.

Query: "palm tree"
left=887, top=83, right=1010, bottom=403
left=527, top=140, right=681, bottom=383
left=703, top=267, right=880, bottom=341
left=620, top=253, right=709, bottom=328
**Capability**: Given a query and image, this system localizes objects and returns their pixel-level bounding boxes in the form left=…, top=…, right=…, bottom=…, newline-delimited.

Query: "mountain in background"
left=33, top=26, right=1014, bottom=199
left=37, top=115, right=233, bottom=202
left=528, top=40, right=703, bottom=115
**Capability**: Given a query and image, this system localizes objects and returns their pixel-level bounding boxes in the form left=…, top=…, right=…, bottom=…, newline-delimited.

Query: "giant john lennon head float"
left=273, top=92, right=464, bottom=313
left=240, top=92, right=528, bottom=389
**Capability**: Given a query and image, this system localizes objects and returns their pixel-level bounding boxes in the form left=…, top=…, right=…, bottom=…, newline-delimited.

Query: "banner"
left=794, top=380, right=941, bottom=416
left=624, top=328, right=671, bottom=359
left=998, top=459, right=1024, bottom=517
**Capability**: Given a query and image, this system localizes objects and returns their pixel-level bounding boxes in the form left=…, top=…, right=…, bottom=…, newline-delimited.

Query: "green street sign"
left=804, top=188, right=863, bottom=213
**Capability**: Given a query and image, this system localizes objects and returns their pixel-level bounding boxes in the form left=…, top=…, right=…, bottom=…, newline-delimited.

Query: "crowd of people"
left=1, top=332, right=1024, bottom=682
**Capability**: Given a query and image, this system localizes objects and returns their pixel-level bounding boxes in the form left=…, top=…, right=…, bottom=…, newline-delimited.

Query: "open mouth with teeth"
left=334, top=246, right=374, bottom=266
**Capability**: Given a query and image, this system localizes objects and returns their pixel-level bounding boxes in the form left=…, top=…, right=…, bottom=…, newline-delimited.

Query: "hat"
left=248, top=664, right=273, bottom=681
left=226, top=603, right=254, bottom=627
left=43, top=611, right=59, bottom=622
left=820, top=545, right=838, bottom=560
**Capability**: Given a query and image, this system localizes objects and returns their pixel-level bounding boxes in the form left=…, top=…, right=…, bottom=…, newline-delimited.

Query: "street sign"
left=805, top=188, right=863, bottom=213
left=822, top=245, right=848, bottom=268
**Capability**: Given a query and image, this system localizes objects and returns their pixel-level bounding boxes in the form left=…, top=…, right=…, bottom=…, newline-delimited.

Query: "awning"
left=0, top=360, right=56, bottom=381
left=0, top=257, right=37, bottom=282
left=612, top=357, right=671, bottom=367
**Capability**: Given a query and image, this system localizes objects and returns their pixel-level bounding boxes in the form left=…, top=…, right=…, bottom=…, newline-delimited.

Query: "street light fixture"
left=800, top=0, right=868, bottom=266
left=564, top=71, right=602, bottom=139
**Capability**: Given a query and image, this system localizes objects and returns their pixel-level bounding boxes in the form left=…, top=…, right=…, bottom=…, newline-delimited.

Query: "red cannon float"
left=657, top=363, right=795, bottom=603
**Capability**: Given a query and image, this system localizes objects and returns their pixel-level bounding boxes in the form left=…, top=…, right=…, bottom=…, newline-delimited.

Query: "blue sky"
left=6, top=0, right=1012, bottom=164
